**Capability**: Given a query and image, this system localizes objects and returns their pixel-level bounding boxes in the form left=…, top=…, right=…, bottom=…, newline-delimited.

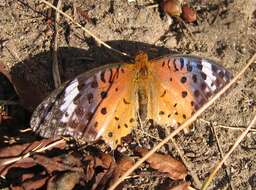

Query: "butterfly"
left=30, top=52, right=232, bottom=149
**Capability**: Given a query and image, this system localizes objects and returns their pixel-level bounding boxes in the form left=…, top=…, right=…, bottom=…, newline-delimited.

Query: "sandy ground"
left=0, top=0, right=256, bottom=189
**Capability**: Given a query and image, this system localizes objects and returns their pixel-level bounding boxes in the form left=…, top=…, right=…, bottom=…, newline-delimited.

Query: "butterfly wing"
left=31, top=64, right=138, bottom=149
left=149, top=55, right=232, bottom=128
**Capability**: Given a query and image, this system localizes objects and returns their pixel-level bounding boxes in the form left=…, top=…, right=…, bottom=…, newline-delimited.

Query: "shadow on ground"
left=10, top=40, right=177, bottom=111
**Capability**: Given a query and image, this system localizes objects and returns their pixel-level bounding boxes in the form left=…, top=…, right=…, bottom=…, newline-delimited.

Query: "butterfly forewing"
left=150, top=55, right=232, bottom=127
left=31, top=64, right=138, bottom=149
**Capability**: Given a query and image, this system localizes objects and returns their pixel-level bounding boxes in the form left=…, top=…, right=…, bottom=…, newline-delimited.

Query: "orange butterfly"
left=31, top=52, right=231, bottom=149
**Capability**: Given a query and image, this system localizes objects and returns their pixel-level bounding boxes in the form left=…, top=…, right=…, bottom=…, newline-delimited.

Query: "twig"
left=0, top=139, right=65, bottom=166
left=215, top=125, right=256, bottom=132
left=202, top=114, right=256, bottom=189
left=51, top=0, right=62, bottom=88
left=210, top=125, right=234, bottom=190
left=40, top=0, right=131, bottom=58
left=0, top=100, right=19, bottom=105
left=108, top=53, right=256, bottom=190
left=199, top=119, right=256, bottom=132
left=19, top=128, right=32, bottom=133
left=171, top=137, right=202, bottom=189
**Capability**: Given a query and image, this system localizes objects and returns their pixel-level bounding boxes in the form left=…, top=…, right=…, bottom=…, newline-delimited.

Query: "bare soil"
left=0, top=0, right=256, bottom=189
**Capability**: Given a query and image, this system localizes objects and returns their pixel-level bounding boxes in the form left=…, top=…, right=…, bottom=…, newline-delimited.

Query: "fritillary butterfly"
left=30, top=52, right=232, bottom=149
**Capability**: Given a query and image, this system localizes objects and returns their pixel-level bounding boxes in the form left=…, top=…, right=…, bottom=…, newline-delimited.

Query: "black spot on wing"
left=187, top=61, right=193, bottom=72
left=182, top=91, right=188, bottom=98
left=101, top=107, right=107, bottom=115
left=100, top=70, right=106, bottom=83
left=180, top=76, right=187, bottom=83
left=180, top=58, right=184, bottom=70
left=160, top=90, right=167, bottom=97
left=101, top=91, right=108, bottom=99
left=173, top=59, right=179, bottom=71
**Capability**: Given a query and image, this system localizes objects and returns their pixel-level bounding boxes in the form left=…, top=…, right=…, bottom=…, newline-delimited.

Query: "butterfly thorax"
left=134, top=52, right=153, bottom=122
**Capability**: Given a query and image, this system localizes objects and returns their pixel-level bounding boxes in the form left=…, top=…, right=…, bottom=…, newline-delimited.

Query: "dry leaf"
left=110, top=155, right=134, bottom=190
left=16, top=176, right=49, bottom=190
left=0, top=139, right=65, bottom=158
left=135, top=147, right=187, bottom=180
left=0, top=139, right=119, bottom=190
left=32, top=154, right=83, bottom=174
left=168, top=182, right=190, bottom=190
left=91, top=153, right=116, bottom=190
left=47, top=171, right=81, bottom=190
left=112, top=155, right=134, bottom=182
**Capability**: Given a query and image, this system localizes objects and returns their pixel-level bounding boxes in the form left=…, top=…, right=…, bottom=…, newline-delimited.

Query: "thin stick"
left=0, top=100, right=19, bottom=105
left=199, top=119, right=256, bottom=132
left=216, top=125, right=256, bottom=132
left=202, top=114, right=256, bottom=189
left=171, top=137, right=202, bottom=188
left=210, top=125, right=234, bottom=190
left=108, top=53, right=256, bottom=190
left=40, top=0, right=131, bottom=58
left=51, top=0, right=62, bottom=88
left=0, top=139, right=65, bottom=166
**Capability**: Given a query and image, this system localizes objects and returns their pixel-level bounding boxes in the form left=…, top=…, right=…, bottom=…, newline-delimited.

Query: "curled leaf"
left=135, top=147, right=187, bottom=180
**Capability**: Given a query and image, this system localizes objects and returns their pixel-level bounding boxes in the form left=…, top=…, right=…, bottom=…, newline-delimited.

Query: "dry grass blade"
left=40, top=0, right=131, bottom=58
left=52, top=0, right=62, bottom=88
left=210, top=125, right=234, bottom=190
left=171, top=137, right=202, bottom=188
left=202, top=114, right=256, bottom=189
left=0, top=139, right=65, bottom=166
left=108, top=53, right=256, bottom=190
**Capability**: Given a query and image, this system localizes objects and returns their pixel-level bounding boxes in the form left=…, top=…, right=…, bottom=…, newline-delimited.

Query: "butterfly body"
left=31, top=52, right=231, bottom=149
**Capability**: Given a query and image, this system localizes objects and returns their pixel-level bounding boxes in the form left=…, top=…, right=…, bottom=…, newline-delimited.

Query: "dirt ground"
left=0, top=0, right=256, bottom=190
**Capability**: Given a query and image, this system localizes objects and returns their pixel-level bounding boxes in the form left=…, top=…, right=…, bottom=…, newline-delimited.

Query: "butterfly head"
left=134, top=51, right=152, bottom=78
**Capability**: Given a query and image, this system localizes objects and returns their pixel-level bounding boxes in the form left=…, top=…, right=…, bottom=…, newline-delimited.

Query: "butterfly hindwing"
left=150, top=55, right=232, bottom=127
left=31, top=64, right=138, bottom=149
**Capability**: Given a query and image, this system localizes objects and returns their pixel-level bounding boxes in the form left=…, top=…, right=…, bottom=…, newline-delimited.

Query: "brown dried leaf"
left=0, top=157, right=36, bottom=176
left=16, top=176, right=50, bottom=190
left=0, top=139, right=65, bottom=158
left=47, top=171, right=81, bottom=190
left=1, top=140, right=118, bottom=190
left=32, top=154, right=83, bottom=174
left=91, top=152, right=116, bottom=190
left=0, top=139, right=66, bottom=176
left=135, top=147, right=187, bottom=180
left=168, top=182, right=190, bottom=190
left=109, top=155, right=134, bottom=190
left=112, top=155, right=134, bottom=182
left=2, top=146, right=83, bottom=189
left=83, top=155, right=96, bottom=182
